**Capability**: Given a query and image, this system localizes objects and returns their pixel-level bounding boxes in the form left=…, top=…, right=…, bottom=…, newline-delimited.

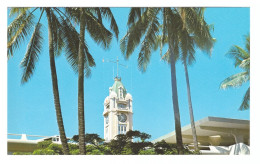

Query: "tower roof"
left=111, top=77, right=127, bottom=98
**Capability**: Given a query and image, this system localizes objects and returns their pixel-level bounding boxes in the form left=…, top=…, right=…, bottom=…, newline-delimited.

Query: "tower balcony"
left=117, top=99, right=128, bottom=104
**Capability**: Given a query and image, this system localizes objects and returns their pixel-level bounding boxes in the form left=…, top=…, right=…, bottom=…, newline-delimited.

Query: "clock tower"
left=103, top=77, right=133, bottom=141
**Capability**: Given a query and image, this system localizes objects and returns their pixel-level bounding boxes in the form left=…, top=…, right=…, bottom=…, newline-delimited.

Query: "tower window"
left=105, top=127, right=108, bottom=141
left=118, top=103, right=126, bottom=109
left=105, top=115, right=109, bottom=124
left=128, top=100, right=131, bottom=109
left=119, top=87, right=123, bottom=99
left=114, top=98, right=115, bottom=108
left=118, top=124, right=127, bottom=135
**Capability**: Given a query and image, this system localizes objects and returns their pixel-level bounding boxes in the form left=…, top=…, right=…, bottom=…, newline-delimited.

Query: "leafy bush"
left=13, top=131, right=198, bottom=155
left=13, top=152, right=32, bottom=155
left=33, top=148, right=57, bottom=155
left=138, top=149, right=156, bottom=155
left=37, top=140, right=52, bottom=149
left=70, top=149, right=80, bottom=155
left=86, top=149, right=104, bottom=155
left=48, top=143, right=63, bottom=154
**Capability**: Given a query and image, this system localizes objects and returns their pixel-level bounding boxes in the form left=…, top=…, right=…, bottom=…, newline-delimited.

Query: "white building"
left=7, top=134, right=62, bottom=154
left=152, top=116, right=250, bottom=154
left=103, top=77, right=133, bottom=141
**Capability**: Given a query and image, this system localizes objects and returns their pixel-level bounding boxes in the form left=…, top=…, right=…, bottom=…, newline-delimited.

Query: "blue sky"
left=7, top=7, right=250, bottom=141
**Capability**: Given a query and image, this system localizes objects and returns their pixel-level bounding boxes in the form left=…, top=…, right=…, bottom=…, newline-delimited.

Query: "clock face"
left=118, top=113, right=127, bottom=122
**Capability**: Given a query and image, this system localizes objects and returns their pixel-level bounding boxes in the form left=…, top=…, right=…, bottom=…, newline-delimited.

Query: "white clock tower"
left=103, top=77, right=133, bottom=141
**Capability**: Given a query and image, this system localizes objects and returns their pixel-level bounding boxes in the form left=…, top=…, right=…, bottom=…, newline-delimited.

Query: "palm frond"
left=64, top=7, right=80, bottom=24
left=50, top=9, right=65, bottom=56
left=120, top=8, right=150, bottom=59
left=98, top=8, right=119, bottom=40
left=9, top=7, right=31, bottom=17
left=179, top=29, right=195, bottom=65
left=245, top=34, right=250, bottom=54
left=161, top=49, right=170, bottom=63
left=59, top=17, right=80, bottom=73
left=220, top=71, right=249, bottom=89
left=161, top=8, right=168, bottom=46
left=221, top=34, right=250, bottom=110
left=127, top=8, right=144, bottom=27
left=59, top=16, right=95, bottom=77
left=120, top=33, right=129, bottom=58
left=181, top=8, right=214, bottom=55
left=138, top=8, right=160, bottom=72
left=166, top=8, right=182, bottom=62
left=20, top=23, right=43, bottom=84
left=226, top=45, right=249, bottom=67
left=152, top=35, right=162, bottom=51
left=7, top=11, right=35, bottom=59
left=239, top=87, right=250, bottom=111
left=83, top=43, right=96, bottom=77
left=239, top=57, right=250, bottom=71
left=92, top=7, right=103, bottom=23
left=84, top=11, right=112, bottom=49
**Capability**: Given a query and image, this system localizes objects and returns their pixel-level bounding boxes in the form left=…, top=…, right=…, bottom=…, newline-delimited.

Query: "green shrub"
left=12, top=152, right=32, bottom=155
left=138, top=149, right=156, bottom=155
left=85, top=145, right=96, bottom=153
left=121, top=147, right=134, bottom=155
left=33, top=148, right=57, bottom=155
left=96, top=145, right=112, bottom=155
left=70, top=149, right=80, bottom=155
left=86, top=149, right=104, bottom=155
left=68, top=143, right=79, bottom=151
left=37, top=140, right=52, bottom=149
left=48, top=143, right=63, bottom=155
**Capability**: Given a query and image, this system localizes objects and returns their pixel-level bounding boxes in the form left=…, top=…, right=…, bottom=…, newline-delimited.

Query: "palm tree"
left=162, top=11, right=215, bottom=151
left=7, top=7, right=92, bottom=155
left=220, top=34, right=250, bottom=110
left=178, top=26, right=214, bottom=151
left=65, top=8, right=119, bottom=154
left=120, top=7, right=213, bottom=153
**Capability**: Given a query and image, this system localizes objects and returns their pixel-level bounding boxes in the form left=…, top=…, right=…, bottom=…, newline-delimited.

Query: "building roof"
left=111, top=77, right=127, bottom=98
left=152, top=116, right=250, bottom=146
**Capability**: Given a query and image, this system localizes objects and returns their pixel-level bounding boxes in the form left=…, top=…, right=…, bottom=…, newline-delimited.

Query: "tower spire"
left=116, top=56, right=119, bottom=78
left=102, top=56, right=128, bottom=79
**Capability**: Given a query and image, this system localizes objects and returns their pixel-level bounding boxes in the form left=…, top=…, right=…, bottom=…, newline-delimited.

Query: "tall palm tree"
left=161, top=10, right=215, bottom=151
left=120, top=7, right=212, bottom=153
left=220, top=34, right=250, bottom=110
left=7, top=7, right=92, bottom=155
left=177, top=26, right=214, bottom=151
left=65, top=8, right=119, bottom=154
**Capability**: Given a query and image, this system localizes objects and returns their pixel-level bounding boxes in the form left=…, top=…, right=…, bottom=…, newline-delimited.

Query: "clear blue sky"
left=7, top=7, right=250, bottom=141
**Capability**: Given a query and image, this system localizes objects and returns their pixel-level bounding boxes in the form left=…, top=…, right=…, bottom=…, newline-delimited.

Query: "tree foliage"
left=72, top=133, right=104, bottom=146
left=220, top=34, right=250, bottom=110
left=13, top=130, right=194, bottom=155
left=120, top=8, right=214, bottom=154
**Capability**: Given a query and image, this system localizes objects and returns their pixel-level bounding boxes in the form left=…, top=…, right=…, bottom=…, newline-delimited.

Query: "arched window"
left=119, top=87, right=123, bottom=99
left=105, top=114, right=109, bottom=124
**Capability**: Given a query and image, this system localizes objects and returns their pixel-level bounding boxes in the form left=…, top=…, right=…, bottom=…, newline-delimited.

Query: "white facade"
left=152, top=116, right=250, bottom=154
left=103, top=77, right=133, bottom=141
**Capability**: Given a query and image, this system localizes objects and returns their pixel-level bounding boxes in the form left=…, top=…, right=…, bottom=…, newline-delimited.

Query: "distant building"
left=103, top=77, right=133, bottom=141
left=7, top=134, right=62, bottom=154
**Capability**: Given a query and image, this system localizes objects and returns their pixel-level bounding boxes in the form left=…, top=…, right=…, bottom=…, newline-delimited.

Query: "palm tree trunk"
left=78, top=8, right=86, bottom=155
left=46, top=9, right=70, bottom=155
left=169, top=44, right=184, bottom=154
left=184, top=61, right=199, bottom=151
